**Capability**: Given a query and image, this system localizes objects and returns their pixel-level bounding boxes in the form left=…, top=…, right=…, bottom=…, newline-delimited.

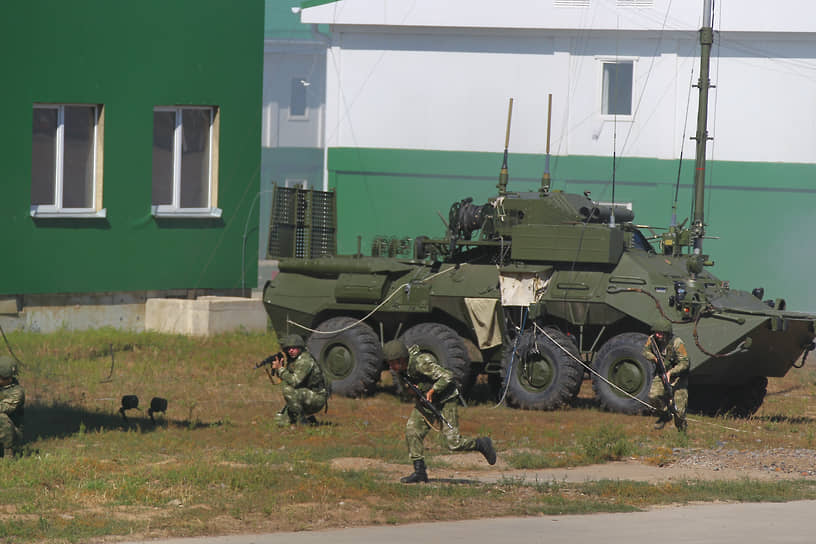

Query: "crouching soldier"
left=0, top=356, right=24, bottom=458
left=383, top=339, right=496, bottom=483
left=270, top=334, right=328, bottom=426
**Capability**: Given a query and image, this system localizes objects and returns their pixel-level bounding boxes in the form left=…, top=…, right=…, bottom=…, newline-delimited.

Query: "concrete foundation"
left=0, top=290, right=268, bottom=336
left=145, top=296, right=268, bottom=336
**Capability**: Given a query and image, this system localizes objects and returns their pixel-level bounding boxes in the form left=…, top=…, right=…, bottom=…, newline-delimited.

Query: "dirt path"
left=331, top=446, right=816, bottom=484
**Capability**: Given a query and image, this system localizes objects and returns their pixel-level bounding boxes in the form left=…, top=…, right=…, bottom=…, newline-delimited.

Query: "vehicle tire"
left=401, top=322, right=472, bottom=394
left=306, top=317, right=383, bottom=397
left=591, top=332, right=655, bottom=414
left=501, top=327, right=583, bottom=410
left=689, top=376, right=767, bottom=418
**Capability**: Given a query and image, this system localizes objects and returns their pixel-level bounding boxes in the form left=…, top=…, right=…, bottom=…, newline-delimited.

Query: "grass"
left=0, top=328, right=814, bottom=542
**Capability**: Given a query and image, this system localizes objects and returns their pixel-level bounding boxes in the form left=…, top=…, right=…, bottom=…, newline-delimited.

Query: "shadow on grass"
left=569, top=396, right=601, bottom=410
left=752, top=414, right=816, bottom=425
left=23, top=400, right=221, bottom=442
left=428, top=477, right=484, bottom=485
left=766, top=385, right=807, bottom=397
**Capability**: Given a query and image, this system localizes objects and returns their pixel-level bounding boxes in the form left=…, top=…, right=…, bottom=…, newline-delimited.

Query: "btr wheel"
left=307, top=317, right=383, bottom=397
left=401, top=322, right=472, bottom=394
left=591, top=332, right=655, bottom=414
left=501, top=327, right=583, bottom=410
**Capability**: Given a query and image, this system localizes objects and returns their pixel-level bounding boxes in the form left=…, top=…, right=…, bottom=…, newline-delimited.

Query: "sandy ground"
left=330, top=446, right=816, bottom=484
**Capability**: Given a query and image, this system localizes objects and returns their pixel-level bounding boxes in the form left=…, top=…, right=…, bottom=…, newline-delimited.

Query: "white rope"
left=286, top=264, right=466, bottom=335
left=530, top=322, right=746, bottom=433
left=532, top=322, right=656, bottom=412
left=493, top=307, right=527, bottom=408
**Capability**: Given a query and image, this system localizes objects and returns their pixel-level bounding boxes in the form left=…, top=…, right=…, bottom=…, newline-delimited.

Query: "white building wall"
left=324, top=29, right=699, bottom=159
left=262, top=43, right=326, bottom=149
left=709, top=35, right=816, bottom=164
left=305, top=0, right=816, bottom=34
left=308, top=0, right=816, bottom=165
left=304, top=0, right=702, bottom=32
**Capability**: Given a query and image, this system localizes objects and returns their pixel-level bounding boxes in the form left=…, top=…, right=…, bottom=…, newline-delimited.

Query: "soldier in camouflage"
left=643, top=319, right=689, bottom=431
left=271, top=334, right=328, bottom=426
left=383, top=339, right=496, bottom=483
left=0, top=356, right=24, bottom=457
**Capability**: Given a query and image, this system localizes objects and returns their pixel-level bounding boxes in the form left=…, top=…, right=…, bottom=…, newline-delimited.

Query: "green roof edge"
left=301, top=0, right=340, bottom=9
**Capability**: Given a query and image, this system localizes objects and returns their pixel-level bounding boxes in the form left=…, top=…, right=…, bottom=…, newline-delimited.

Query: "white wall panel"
left=316, top=3, right=816, bottom=165
left=263, top=51, right=326, bottom=148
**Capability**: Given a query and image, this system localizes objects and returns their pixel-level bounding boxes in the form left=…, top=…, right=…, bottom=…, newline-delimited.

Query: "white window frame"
left=151, top=106, right=221, bottom=219
left=598, top=57, right=637, bottom=121
left=288, top=77, right=309, bottom=121
left=30, top=103, right=106, bottom=219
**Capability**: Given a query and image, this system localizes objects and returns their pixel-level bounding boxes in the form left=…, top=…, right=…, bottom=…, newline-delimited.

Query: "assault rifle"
left=255, top=351, right=285, bottom=370
left=255, top=351, right=286, bottom=384
left=401, top=376, right=455, bottom=431
left=647, top=336, right=684, bottom=425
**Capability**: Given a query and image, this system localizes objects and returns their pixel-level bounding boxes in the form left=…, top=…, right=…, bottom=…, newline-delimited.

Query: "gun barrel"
left=255, top=352, right=285, bottom=369
left=403, top=378, right=455, bottom=430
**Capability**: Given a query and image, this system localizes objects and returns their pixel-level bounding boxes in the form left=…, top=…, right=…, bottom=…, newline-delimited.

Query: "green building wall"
left=327, top=148, right=816, bottom=311
left=0, top=0, right=263, bottom=295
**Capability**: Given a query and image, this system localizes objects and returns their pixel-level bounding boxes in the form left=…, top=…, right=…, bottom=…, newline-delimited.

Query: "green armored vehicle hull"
left=263, top=187, right=816, bottom=416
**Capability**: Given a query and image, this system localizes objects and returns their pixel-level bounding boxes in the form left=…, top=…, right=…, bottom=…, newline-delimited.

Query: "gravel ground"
left=673, top=447, right=816, bottom=477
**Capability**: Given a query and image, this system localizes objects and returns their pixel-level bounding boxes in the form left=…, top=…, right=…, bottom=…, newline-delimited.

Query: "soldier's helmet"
left=280, top=334, right=305, bottom=349
left=652, top=318, right=673, bottom=335
left=382, top=340, right=408, bottom=361
left=0, top=356, right=17, bottom=379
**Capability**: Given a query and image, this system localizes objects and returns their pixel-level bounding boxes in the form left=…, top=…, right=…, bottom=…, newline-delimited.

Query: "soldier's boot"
left=274, top=407, right=294, bottom=427
left=299, top=415, right=318, bottom=426
left=673, top=414, right=688, bottom=432
left=0, top=445, right=4, bottom=459
left=475, top=437, right=497, bottom=465
left=400, top=459, right=429, bottom=484
left=654, top=413, right=672, bottom=430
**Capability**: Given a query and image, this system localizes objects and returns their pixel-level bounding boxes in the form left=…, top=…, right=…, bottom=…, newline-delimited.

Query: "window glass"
left=152, top=106, right=217, bottom=214
left=152, top=110, right=175, bottom=206
left=602, top=62, right=633, bottom=115
left=31, top=108, right=57, bottom=206
left=180, top=109, right=211, bottom=208
left=63, top=106, right=95, bottom=208
left=30, top=104, right=101, bottom=215
left=290, top=78, right=307, bottom=117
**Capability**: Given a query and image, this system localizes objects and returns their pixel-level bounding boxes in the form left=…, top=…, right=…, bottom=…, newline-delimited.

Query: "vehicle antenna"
left=497, top=98, right=513, bottom=196
left=540, top=93, right=553, bottom=194
left=691, top=0, right=715, bottom=253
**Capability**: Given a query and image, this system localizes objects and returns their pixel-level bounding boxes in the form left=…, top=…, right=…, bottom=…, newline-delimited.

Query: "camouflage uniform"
left=403, top=345, right=477, bottom=462
left=0, top=357, right=24, bottom=456
left=643, top=335, right=689, bottom=429
left=275, top=350, right=328, bottom=425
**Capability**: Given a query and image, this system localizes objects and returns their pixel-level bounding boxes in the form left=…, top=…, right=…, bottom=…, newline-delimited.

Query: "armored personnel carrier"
left=262, top=1, right=816, bottom=416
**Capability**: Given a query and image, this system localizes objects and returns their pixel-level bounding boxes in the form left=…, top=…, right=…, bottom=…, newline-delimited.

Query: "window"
left=289, top=78, right=308, bottom=118
left=152, top=106, right=221, bottom=218
left=601, top=60, right=634, bottom=116
left=31, top=104, right=105, bottom=218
